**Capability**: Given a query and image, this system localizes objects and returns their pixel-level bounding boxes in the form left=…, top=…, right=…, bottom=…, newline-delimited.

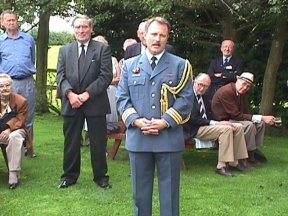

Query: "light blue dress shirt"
left=0, top=31, right=37, bottom=79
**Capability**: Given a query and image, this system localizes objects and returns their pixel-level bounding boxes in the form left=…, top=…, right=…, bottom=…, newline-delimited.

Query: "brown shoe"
left=215, top=167, right=233, bottom=177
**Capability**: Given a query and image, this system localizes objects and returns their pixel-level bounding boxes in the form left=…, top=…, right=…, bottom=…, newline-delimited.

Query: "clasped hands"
left=134, top=118, right=168, bottom=136
left=67, top=91, right=90, bottom=109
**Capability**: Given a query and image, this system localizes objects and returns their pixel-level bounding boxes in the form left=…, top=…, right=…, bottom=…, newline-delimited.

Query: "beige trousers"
left=231, top=120, right=265, bottom=151
left=197, top=123, right=248, bottom=163
left=0, top=129, right=26, bottom=171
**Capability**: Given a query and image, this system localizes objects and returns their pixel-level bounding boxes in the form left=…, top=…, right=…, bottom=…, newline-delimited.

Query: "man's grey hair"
left=72, top=15, right=93, bottom=28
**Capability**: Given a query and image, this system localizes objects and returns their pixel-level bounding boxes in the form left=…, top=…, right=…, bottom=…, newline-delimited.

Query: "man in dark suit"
left=207, top=40, right=244, bottom=102
left=124, top=20, right=176, bottom=60
left=212, top=72, right=275, bottom=165
left=57, top=15, right=113, bottom=189
left=183, top=73, right=249, bottom=177
left=117, top=17, right=193, bottom=216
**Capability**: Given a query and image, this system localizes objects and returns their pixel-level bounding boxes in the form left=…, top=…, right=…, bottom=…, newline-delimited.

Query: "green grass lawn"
left=1, top=114, right=288, bottom=216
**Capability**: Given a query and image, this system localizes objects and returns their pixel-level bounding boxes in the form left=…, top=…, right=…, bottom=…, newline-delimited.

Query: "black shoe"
left=254, top=149, right=267, bottom=163
left=8, top=182, right=19, bottom=189
left=228, top=164, right=251, bottom=172
left=96, top=177, right=112, bottom=189
left=215, top=167, right=233, bottom=177
left=58, top=179, right=76, bottom=189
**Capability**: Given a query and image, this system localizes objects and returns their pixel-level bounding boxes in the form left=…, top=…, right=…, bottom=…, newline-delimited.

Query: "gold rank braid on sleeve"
left=160, top=60, right=193, bottom=124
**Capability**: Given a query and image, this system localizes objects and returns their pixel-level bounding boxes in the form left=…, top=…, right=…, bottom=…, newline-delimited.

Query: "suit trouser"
left=196, top=123, right=248, bottom=162
left=0, top=129, right=26, bottom=171
left=129, top=151, right=182, bottom=216
left=231, top=120, right=265, bottom=151
left=62, top=112, right=108, bottom=182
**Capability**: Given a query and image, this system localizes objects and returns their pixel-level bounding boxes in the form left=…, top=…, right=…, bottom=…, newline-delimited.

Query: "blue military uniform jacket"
left=116, top=51, right=193, bottom=152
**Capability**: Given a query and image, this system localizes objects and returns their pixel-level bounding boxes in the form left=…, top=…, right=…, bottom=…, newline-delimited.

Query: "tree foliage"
left=1, top=0, right=287, bottom=124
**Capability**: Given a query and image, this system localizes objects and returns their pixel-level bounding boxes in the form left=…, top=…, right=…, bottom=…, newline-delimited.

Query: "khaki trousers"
left=0, top=129, right=25, bottom=171
left=230, top=120, right=265, bottom=151
left=197, top=123, right=248, bottom=162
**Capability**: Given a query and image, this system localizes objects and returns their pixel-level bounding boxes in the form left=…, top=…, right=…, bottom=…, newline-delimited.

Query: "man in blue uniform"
left=116, top=17, right=193, bottom=216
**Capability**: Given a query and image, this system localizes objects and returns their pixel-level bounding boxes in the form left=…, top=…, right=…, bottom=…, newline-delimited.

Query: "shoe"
left=8, top=182, right=19, bottom=189
left=215, top=167, right=233, bottom=177
left=58, top=180, right=76, bottom=189
left=96, top=177, right=112, bottom=189
left=254, top=149, right=267, bottom=163
left=228, top=164, right=251, bottom=172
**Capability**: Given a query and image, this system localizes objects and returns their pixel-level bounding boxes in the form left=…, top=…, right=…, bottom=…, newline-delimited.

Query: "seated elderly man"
left=183, top=73, right=250, bottom=177
left=0, top=73, right=30, bottom=189
left=211, top=72, right=275, bottom=165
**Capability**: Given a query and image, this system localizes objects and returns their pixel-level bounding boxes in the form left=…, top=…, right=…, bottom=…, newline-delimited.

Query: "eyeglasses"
left=0, top=82, right=12, bottom=88
left=196, top=81, right=210, bottom=89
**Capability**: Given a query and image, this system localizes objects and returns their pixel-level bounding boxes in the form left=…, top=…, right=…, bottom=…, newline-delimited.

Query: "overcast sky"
left=49, top=16, right=73, bottom=33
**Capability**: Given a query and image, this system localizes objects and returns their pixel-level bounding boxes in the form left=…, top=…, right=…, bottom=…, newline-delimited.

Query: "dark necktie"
left=78, top=44, right=85, bottom=72
left=224, top=58, right=228, bottom=65
left=151, top=56, right=157, bottom=70
left=197, top=95, right=207, bottom=119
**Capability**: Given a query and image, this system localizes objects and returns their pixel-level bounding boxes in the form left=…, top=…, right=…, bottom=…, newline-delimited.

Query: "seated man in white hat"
left=211, top=72, right=276, bottom=165
left=0, top=73, right=31, bottom=189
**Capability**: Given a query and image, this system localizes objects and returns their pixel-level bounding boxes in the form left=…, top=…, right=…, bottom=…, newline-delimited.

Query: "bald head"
left=194, top=73, right=211, bottom=96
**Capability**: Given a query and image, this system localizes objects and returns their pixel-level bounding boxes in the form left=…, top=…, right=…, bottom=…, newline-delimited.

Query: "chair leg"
left=107, top=139, right=122, bottom=160
left=1, top=145, right=9, bottom=169
left=180, top=159, right=187, bottom=170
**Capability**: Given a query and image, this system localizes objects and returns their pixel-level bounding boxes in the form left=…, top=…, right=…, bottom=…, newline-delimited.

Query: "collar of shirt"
left=1, top=31, right=26, bottom=40
left=145, top=50, right=164, bottom=65
left=77, top=41, right=89, bottom=56
left=223, top=56, right=232, bottom=64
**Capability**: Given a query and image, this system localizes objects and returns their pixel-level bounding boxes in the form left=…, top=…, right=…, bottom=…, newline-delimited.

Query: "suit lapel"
left=138, top=54, right=153, bottom=77
left=69, top=42, right=79, bottom=82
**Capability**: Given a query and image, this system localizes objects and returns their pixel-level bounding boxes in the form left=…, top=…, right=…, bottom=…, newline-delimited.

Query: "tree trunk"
left=35, top=11, right=50, bottom=113
left=259, top=17, right=287, bottom=134
left=260, top=17, right=287, bottom=115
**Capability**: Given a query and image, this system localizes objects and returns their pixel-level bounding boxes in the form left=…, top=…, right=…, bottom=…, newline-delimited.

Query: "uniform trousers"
left=196, top=123, right=248, bottom=162
left=231, top=120, right=265, bottom=151
left=0, top=129, right=26, bottom=171
left=129, top=151, right=182, bottom=216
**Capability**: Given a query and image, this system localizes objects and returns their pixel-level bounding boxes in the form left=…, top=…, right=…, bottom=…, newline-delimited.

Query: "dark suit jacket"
left=57, top=40, right=113, bottom=117
left=124, top=42, right=176, bottom=60
left=208, top=56, right=244, bottom=87
left=211, top=82, right=252, bottom=121
left=183, top=91, right=211, bottom=140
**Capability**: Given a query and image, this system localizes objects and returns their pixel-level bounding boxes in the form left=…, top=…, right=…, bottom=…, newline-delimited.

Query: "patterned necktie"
left=151, top=56, right=157, bottom=70
left=224, top=58, right=228, bottom=65
left=78, top=44, right=85, bottom=72
left=197, top=95, right=207, bottom=119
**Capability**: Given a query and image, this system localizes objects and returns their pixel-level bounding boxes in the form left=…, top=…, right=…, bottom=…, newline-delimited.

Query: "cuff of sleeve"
left=209, top=120, right=217, bottom=126
left=165, top=108, right=183, bottom=125
left=162, top=119, right=170, bottom=128
left=252, top=115, right=262, bottom=123
left=122, top=107, right=138, bottom=125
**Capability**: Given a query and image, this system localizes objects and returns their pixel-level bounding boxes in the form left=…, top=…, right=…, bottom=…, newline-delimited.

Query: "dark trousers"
left=61, top=111, right=108, bottom=182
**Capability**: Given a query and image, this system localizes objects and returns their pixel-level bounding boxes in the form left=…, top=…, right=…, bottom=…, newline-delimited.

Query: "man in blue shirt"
left=0, top=10, right=36, bottom=157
